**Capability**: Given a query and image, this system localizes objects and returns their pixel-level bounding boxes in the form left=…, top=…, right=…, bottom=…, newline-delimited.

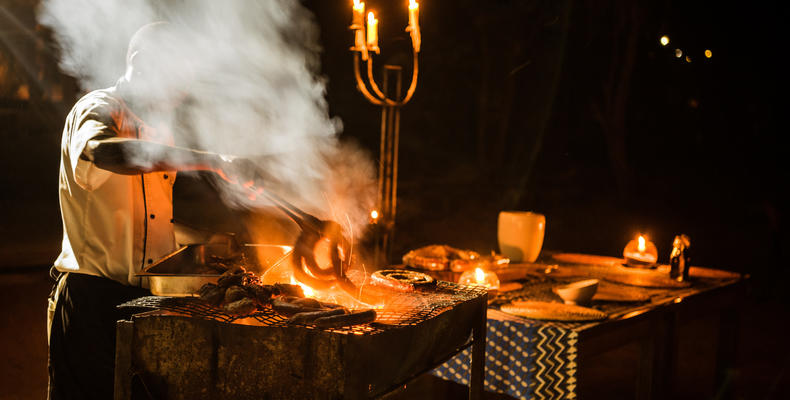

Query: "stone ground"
left=1, top=267, right=788, bottom=400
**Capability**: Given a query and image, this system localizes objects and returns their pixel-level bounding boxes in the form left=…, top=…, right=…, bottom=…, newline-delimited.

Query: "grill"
left=119, top=281, right=485, bottom=334
left=114, top=281, right=488, bottom=400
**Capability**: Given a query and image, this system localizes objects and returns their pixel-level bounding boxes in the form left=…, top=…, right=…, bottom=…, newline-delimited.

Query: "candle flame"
left=368, top=11, right=376, bottom=25
left=354, top=0, right=363, bottom=9
left=474, top=268, right=485, bottom=284
left=409, top=0, right=418, bottom=10
left=637, top=236, right=646, bottom=252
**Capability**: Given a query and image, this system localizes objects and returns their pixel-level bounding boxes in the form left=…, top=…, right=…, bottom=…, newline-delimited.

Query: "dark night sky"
left=1, top=0, right=787, bottom=279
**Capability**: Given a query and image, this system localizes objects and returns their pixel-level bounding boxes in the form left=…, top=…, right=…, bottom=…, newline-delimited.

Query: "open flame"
left=291, top=276, right=316, bottom=298
left=637, top=235, right=646, bottom=252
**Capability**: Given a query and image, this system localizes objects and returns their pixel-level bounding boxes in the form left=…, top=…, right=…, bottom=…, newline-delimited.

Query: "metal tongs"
left=255, top=189, right=356, bottom=293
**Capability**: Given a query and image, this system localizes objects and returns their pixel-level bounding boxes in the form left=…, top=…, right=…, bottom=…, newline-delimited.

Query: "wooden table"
left=430, top=257, right=747, bottom=399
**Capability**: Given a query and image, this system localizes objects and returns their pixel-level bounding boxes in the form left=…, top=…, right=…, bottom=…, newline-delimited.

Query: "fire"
left=637, top=235, right=646, bottom=252
left=370, top=209, right=379, bottom=220
left=291, top=276, right=316, bottom=298
left=409, top=0, right=418, bottom=10
left=474, top=268, right=485, bottom=284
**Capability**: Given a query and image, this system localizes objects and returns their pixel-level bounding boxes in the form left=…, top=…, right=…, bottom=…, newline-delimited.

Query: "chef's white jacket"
left=54, top=86, right=178, bottom=287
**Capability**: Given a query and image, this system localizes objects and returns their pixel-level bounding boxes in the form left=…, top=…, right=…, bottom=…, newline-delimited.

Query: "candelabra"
left=349, top=0, right=421, bottom=266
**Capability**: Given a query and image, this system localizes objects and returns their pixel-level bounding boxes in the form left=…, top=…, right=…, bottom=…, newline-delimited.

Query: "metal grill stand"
left=114, top=284, right=486, bottom=400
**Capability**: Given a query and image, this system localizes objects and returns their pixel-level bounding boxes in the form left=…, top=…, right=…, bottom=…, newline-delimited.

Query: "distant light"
left=704, top=49, right=712, bottom=58
left=675, top=48, right=683, bottom=58
left=685, top=55, right=692, bottom=63
left=370, top=210, right=379, bottom=220
left=660, top=35, right=670, bottom=46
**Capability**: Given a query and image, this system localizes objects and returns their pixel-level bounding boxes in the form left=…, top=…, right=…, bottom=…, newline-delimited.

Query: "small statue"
left=669, top=234, right=692, bottom=281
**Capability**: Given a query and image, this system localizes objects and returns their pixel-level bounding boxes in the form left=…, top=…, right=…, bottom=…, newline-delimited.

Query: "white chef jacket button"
left=150, top=214, right=155, bottom=219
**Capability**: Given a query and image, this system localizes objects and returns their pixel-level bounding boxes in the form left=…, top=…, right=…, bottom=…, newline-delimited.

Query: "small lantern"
left=623, top=235, right=658, bottom=268
left=458, top=267, right=500, bottom=295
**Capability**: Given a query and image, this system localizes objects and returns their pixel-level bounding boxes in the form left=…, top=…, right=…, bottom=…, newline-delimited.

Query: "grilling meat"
left=313, top=309, right=377, bottom=328
left=246, top=284, right=274, bottom=306
left=271, top=299, right=322, bottom=316
left=371, top=269, right=435, bottom=292
left=198, top=283, right=225, bottom=306
left=224, top=285, right=248, bottom=303
left=223, top=298, right=258, bottom=315
left=218, top=272, right=244, bottom=288
left=287, top=308, right=347, bottom=325
left=273, top=283, right=305, bottom=298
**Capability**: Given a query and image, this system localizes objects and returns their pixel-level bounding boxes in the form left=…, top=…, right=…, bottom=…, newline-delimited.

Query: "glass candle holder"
left=623, top=235, right=658, bottom=268
left=458, top=268, right=500, bottom=295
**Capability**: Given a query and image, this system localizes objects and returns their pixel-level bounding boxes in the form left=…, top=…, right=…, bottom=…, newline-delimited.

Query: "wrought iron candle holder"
left=349, top=1, right=421, bottom=266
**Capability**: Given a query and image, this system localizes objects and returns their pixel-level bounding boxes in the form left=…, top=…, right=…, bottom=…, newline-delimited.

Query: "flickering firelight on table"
left=623, top=234, right=658, bottom=267
left=459, top=267, right=500, bottom=295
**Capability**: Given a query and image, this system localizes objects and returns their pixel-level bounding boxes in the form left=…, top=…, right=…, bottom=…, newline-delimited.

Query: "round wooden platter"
left=500, top=300, right=608, bottom=322
left=601, top=265, right=691, bottom=288
left=654, top=264, right=740, bottom=280
left=592, top=281, right=652, bottom=302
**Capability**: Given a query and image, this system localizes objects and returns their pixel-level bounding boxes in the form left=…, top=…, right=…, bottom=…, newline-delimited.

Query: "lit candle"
left=367, top=11, right=379, bottom=52
left=459, top=267, right=500, bottom=295
left=623, top=234, right=658, bottom=268
left=407, top=0, right=421, bottom=52
left=352, top=0, right=365, bottom=27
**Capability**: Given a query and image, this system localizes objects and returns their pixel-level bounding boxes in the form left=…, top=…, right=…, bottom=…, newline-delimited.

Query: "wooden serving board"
left=593, top=281, right=652, bottom=302
left=501, top=300, right=607, bottom=322
left=551, top=253, right=623, bottom=266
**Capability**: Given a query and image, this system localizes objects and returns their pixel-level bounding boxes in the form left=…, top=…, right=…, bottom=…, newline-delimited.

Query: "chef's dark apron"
left=48, top=271, right=150, bottom=400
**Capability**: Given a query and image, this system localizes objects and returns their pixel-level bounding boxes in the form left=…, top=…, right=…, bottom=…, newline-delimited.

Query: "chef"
left=47, top=22, right=258, bottom=400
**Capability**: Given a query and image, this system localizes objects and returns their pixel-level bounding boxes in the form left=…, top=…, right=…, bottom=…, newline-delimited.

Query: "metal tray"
left=137, top=243, right=292, bottom=296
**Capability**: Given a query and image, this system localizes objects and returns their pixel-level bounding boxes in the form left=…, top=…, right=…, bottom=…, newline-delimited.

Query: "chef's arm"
left=83, top=137, right=260, bottom=184
left=83, top=137, right=223, bottom=175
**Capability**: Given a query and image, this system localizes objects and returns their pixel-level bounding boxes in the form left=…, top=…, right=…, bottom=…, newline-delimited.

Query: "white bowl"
left=554, top=279, right=599, bottom=305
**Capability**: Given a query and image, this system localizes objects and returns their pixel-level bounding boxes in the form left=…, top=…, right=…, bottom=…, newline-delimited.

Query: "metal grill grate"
left=119, top=281, right=486, bottom=335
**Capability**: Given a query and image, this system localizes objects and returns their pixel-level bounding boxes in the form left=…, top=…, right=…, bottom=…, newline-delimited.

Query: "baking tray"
left=137, top=244, right=292, bottom=296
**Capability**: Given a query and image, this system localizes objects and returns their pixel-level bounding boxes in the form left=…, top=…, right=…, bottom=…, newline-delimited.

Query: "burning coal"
left=38, top=0, right=376, bottom=239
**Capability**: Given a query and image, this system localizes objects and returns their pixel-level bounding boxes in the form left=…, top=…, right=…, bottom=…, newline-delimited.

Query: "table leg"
left=714, top=307, right=739, bottom=400
left=469, top=297, right=487, bottom=400
left=114, top=320, right=134, bottom=400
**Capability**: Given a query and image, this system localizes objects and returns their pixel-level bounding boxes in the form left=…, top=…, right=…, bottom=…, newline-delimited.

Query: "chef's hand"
left=215, top=155, right=265, bottom=189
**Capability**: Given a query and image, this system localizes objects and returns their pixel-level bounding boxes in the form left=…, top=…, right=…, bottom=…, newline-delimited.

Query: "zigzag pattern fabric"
left=432, top=310, right=579, bottom=399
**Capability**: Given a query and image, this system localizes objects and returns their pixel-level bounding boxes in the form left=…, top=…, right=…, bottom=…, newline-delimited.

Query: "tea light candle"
left=459, top=267, right=500, bottom=295
left=623, top=235, right=658, bottom=267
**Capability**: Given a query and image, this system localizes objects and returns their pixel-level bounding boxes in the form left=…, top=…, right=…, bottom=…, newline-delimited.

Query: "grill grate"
left=119, top=281, right=486, bottom=335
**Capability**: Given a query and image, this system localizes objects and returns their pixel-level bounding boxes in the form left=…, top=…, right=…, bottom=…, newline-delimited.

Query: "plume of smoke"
left=39, top=0, right=376, bottom=238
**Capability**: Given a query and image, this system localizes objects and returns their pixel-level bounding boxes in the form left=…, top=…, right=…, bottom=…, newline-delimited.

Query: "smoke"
left=38, top=0, right=376, bottom=238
